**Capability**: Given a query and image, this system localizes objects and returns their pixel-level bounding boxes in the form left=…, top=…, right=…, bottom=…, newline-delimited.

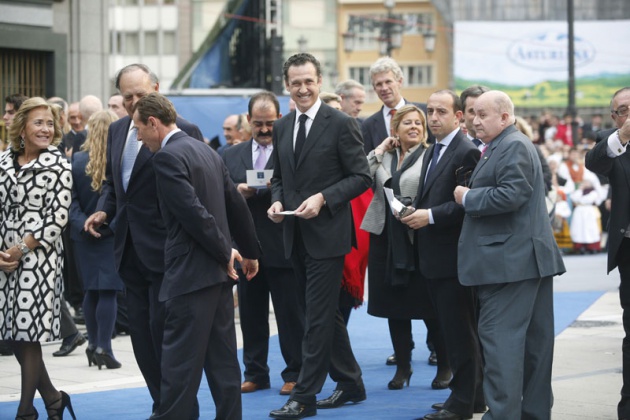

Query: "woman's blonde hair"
left=514, top=115, right=534, bottom=141
left=7, top=97, right=62, bottom=150
left=391, top=104, right=429, bottom=148
left=83, top=110, right=118, bottom=192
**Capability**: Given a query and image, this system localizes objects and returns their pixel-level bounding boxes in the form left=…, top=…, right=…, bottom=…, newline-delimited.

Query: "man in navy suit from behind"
left=133, top=92, right=260, bottom=420
left=84, top=63, right=203, bottom=418
left=223, top=91, right=304, bottom=396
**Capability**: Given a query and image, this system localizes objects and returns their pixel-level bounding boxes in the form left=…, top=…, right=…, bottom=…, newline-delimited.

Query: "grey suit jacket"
left=458, top=125, right=565, bottom=286
left=270, top=103, right=371, bottom=260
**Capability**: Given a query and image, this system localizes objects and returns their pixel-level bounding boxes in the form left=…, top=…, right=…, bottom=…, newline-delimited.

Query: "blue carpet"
left=0, top=290, right=603, bottom=419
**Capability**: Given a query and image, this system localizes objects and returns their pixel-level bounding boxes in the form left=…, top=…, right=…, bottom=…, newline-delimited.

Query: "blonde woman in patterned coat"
left=0, top=97, right=75, bottom=420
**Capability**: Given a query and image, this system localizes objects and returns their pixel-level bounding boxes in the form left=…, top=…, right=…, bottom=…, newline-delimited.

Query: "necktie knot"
left=472, top=138, right=482, bottom=147
left=389, top=109, right=397, bottom=117
left=299, top=114, right=308, bottom=124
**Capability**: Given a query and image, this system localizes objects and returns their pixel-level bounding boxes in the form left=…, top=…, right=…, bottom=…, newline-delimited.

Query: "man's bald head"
left=472, top=90, right=515, bottom=143
left=79, top=95, right=103, bottom=123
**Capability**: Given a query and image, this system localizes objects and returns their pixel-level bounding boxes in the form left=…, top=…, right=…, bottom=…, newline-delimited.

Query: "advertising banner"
left=454, top=20, right=630, bottom=107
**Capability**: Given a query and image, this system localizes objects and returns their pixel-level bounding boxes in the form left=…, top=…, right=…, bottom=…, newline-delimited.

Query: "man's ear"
left=148, top=116, right=158, bottom=129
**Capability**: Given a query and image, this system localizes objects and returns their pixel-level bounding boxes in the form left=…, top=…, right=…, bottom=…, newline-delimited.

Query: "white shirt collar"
left=252, top=138, right=273, bottom=151
left=383, top=98, right=406, bottom=118
left=296, top=98, right=322, bottom=124
left=161, top=128, right=182, bottom=149
left=438, top=127, right=460, bottom=148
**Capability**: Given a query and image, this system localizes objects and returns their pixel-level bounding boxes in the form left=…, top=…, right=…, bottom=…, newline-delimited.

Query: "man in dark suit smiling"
left=267, top=53, right=371, bottom=419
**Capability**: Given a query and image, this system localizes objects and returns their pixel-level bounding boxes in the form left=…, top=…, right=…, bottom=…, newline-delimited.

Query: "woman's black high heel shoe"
left=15, top=407, right=38, bottom=420
left=388, top=367, right=413, bottom=390
left=86, top=347, right=95, bottom=367
left=93, top=349, right=122, bottom=370
left=431, top=368, right=452, bottom=390
left=45, top=391, right=76, bottom=420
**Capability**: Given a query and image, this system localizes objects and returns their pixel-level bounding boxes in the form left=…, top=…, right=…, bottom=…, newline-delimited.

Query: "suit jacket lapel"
left=283, top=113, right=297, bottom=172
left=241, top=139, right=254, bottom=170
left=296, top=105, right=331, bottom=169
left=415, top=145, right=432, bottom=200
left=265, top=145, right=274, bottom=169
left=375, top=107, right=388, bottom=141
left=112, top=118, right=131, bottom=176
left=425, top=142, right=455, bottom=192
left=131, top=146, right=152, bottom=180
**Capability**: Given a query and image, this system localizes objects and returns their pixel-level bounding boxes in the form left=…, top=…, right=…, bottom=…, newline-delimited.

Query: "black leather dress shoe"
left=316, top=388, right=366, bottom=409
left=53, top=333, right=86, bottom=357
left=431, top=402, right=486, bottom=413
left=269, top=400, right=316, bottom=419
left=386, top=352, right=397, bottom=365
left=423, top=409, right=470, bottom=420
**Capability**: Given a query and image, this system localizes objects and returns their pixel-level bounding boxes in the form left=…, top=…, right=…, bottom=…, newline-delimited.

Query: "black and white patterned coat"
left=0, top=146, right=72, bottom=342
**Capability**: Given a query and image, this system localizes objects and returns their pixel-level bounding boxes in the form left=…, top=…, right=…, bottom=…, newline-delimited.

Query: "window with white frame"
left=112, top=30, right=177, bottom=56
left=349, top=66, right=372, bottom=89
left=405, top=65, right=433, bottom=87
left=403, top=13, right=434, bottom=35
left=346, top=12, right=435, bottom=50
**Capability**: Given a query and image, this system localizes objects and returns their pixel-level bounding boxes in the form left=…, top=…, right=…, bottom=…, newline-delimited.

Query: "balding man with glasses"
left=586, top=87, right=630, bottom=420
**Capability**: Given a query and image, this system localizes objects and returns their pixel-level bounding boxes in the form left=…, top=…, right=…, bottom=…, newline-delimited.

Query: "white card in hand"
left=384, top=187, right=406, bottom=216
left=246, top=169, right=273, bottom=189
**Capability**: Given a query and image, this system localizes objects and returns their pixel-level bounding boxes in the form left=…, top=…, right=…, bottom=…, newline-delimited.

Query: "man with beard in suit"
left=223, top=91, right=304, bottom=396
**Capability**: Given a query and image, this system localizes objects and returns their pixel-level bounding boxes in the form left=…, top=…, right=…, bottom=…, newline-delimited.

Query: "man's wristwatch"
left=17, top=241, right=31, bottom=255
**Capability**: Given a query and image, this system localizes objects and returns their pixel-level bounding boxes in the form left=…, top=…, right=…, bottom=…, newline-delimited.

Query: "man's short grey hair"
left=335, top=80, right=365, bottom=97
left=369, top=57, right=403, bottom=82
